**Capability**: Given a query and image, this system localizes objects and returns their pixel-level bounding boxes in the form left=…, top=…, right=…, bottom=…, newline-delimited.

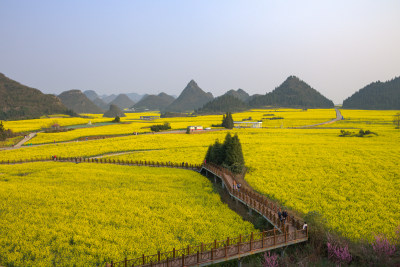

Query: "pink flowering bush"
left=263, top=251, right=279, bottom=267
left=326, top=235, right=352, bottom=265
left=372, top=234, right=396, bottom=258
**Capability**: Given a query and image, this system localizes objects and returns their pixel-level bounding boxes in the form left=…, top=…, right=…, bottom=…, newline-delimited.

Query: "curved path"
left=293, top=108, right=343, bottom=128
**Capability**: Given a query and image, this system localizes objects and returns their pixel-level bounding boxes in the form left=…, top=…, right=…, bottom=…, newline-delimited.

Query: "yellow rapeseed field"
left=1, top=109, right=398, bottom=245
left=0, top=162, right=256, bottom=266
left=5, top=109, right=336, bottom=144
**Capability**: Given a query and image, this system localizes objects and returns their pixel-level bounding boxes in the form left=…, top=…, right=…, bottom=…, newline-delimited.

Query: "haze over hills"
left=92, top=97, right=109, bottom=110
left=249, top=76, right=334, bottom=108
left=83, top=90, right=99, bottom=101
left=108, top=94, right=135, bottom=109
left=165, top=80, right=214, bottom=112
left=224, top=89, right=250, bottom=102
left=0, top=73, right=69, bottom=120
left=58, top=90, right=104, bottom=114
left=101, top=94, right=118, bottom=104
left=125, top=93, right=144, bottom=103
left=133, top=92, right=175, bottom=111
left=342, top=77, right=400, bottom=110
left=103, top=104, right=126, bottom=118
left=196, top=94, right=248, bottom=114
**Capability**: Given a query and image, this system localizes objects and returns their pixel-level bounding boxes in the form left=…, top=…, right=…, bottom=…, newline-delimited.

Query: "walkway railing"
left=108, top=228, right=307, bottom=267
left=202, top=163, right=305, bottom=232
left=0, top=157, right=202, bottom=171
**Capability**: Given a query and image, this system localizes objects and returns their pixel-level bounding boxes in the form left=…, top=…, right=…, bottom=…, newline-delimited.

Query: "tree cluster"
left=150, top=122, right=171, bottom=132
left=339, top=129, right=377, bottom=137
left=205, top=132, right=245, bottom=173
left=0, top=121, right=14, bottom=141
left=222, top=112, right=234, bottom=129
left=195, top=94, right=248, bottom=114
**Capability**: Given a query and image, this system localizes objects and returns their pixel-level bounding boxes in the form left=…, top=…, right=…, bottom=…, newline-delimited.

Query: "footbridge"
left=108, top=163, right=308, bottom=267
left=0, top=157, right=308, bottom=267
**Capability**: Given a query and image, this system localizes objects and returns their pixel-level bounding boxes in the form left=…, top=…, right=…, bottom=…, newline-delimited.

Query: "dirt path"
left=2, top=109, right=343, bottom=151
left=88, top=149, right=161, bottom=159
left=13, top=132, right=38, bottom=148
left=292, top=108, right=343, bottom=128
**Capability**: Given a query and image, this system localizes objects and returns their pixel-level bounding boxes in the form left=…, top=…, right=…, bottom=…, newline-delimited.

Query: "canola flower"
left=1, top=109, right=399, bottom=244
left=0, top=162, right=256, bottom=266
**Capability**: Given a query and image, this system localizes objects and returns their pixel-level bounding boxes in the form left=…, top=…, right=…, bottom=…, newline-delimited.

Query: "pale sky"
left=1, top=0, right=399, bottom=103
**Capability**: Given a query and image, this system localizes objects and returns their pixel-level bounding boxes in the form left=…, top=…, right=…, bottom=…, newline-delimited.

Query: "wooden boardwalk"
left=0, top=158, right=308, bottom=267
left=108, top=163, right=308, bottom=267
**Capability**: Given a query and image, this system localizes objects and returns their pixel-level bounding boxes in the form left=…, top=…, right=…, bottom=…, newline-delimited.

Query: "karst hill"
left=342, top=77, right=400, bottom=109
left=165, top=80, right=214, bottom=112
left=58, top=90, right=104, bottom=114
left=249, top=76, right=334, bottom=108
left=0, top=73, right=69, bottom=120
left=133, top=92, right=175, bottom=111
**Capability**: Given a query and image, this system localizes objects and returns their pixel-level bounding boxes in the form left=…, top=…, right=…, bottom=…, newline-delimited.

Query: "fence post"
left=197, top=251, right=199, bottom=263
left=173, top=248, right=175, bottom=258
left=142, top=254, right=145, bottom=265
left=250, top=232, right=253, bottom=250
left=124, top=257, right=127, bottom=267
left=182, top=253, right=185, bottom=267
left=262, top=231, right=264, bottom=248
left=187, top=245, right=190, bottom=255
left=110, top=261, right=113, bottom=267
left=158, top=251, right=160, bottom=262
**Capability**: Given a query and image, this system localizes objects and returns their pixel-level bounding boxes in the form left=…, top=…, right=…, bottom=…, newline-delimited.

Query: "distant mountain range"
left=248, top=76, right=334, bottom=108
left=342, top=77, right=400, bottom=110
left=2, top=72, right=399, bottom=121
left=165, top=80, right=214, bottom=112
left=133, top=93, right=175, bottom=111
left=58, top=90, right=104, bottom=114
left=0, top=73, right=70, bottom=120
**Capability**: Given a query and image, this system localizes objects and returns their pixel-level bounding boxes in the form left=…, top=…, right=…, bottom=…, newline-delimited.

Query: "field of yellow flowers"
left=2, top=109, right=336, bottom=144
left=0, top=162, right=256, bottom=266
left=1, top=108, right=399, bottom=266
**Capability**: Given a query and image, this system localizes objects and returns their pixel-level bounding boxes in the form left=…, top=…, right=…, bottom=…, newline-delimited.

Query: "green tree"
left=0, top=121, right=6, bottom=141
left=222, top=112, right=234, bottom=129
left=204, top=133, right=245, bottom=173
left=393, top=112, right=400, bottom=129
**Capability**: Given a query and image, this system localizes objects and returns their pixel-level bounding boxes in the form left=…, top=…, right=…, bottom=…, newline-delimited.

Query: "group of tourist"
left=232, top=180, right=241, bottom=191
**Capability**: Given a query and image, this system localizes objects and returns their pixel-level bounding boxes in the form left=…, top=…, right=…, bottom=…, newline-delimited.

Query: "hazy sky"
left=1, top=0, right=399, bottom=103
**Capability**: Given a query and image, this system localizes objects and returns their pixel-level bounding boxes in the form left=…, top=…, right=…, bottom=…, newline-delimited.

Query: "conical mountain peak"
left=165, top=80, right=214, bottom=112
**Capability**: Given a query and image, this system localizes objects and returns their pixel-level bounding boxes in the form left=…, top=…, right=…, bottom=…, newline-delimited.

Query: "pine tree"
left=0, top=121, right=6, bottom=141
left=204, top=132, right=245, bottom=173
left=222, top=112, right=234, bottom=129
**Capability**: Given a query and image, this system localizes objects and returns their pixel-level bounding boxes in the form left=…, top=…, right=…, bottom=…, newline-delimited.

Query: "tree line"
left=205, top=132, right=245, bottom=174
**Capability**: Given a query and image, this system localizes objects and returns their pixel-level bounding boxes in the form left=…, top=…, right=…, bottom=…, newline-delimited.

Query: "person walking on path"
left=278, top=209, right=284, bottom=225
left=282, top=210, right=288, bottom=223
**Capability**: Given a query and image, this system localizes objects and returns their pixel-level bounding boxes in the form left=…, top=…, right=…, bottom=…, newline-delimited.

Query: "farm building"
left=187, top=126, right=203, bottom=131
left=234, top=121, right=262, bottom=128
left=140, top=116, right=160, bottom=120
